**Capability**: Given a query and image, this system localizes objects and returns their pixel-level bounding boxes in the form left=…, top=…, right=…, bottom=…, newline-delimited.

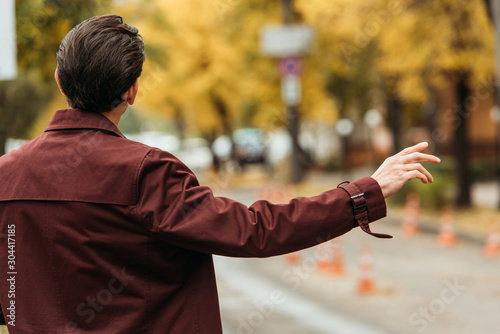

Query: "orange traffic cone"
left=438, top=208, right=456, bottom=247
left=402, top=192, right=419, bottom=236
left=285, top=251, right=301, bottom=265
left=484, top=217, right=500, bottom=257
left=329, top=239, right=345, bottom=276
left=315, top=242, right=332, bottom=271
left=357, top=247, right=375, bottom=294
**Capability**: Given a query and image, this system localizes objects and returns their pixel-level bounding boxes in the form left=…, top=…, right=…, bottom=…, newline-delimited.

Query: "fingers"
left=395, top=142, right=429, bottom=157
left=395, top=142, right=441, bottom=163
left=408, top=170, right=429, bottom=184
left=403, top=152, right=441, bottom=164
left=372, top=142, right=440, bottom=198
left=405, top=163, right=433, bottom=183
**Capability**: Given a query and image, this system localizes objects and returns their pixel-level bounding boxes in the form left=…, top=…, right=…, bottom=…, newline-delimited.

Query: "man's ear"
left=54, top=70, right=67, bottom=97
left=126, top=77, right=140, bottom=106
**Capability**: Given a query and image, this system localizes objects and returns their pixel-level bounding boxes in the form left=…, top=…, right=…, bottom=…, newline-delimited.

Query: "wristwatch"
left=338, top=181, right=392, bottom=239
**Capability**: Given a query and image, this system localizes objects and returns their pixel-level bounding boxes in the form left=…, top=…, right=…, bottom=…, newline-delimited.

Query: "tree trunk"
left=0, top=130, right=6, bottom=156
left=455, top=77, right=471, bottom=208
left=340, top=135, right=350, bottom=176
left=281, top=0, right=307, bottom=183
left=387, top=94, right=402, bottom=154
left=210, top=92, right=235, bottom=171
left=172, top=103, right=186, bottom=146
left=207, top=130, right=221, bottom=172
left=486, top=0, right=500, bottom=209
left=426, top=93, right=441, bottom=155
left=288, top=105, right=304, bottom=183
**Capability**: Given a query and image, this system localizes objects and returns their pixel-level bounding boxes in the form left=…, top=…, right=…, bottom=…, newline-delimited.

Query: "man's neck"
left=101, top=103, right=127, bottom=127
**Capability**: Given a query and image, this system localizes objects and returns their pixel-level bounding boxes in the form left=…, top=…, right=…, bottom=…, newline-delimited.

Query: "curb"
left=385, top=210, right=486, bottom=245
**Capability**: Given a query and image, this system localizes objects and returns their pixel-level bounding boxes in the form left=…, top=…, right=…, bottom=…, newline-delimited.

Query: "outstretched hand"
left=371, top=142, right=440, bottom=199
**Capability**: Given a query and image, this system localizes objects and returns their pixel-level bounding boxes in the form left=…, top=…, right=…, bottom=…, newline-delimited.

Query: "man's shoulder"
left=0, top=136, right=40, bottom=169
left=117, top=137, right=182, bottom=168
left=0, top=134, right=166, bottom=204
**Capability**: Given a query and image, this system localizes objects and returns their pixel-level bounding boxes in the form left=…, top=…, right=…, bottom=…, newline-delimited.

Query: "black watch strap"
left=338, top=181, right=392, bottom=239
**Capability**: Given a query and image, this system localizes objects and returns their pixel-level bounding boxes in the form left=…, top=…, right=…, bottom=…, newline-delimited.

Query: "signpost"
left=281, top=75, right=301, bottom=107
left=260, top=6, right=314, bottom=183
left=260, top=25, right=314, bottom=58
left=279, top=57, right=303, bottom=76
left=0, top=0, right=17, bottom=81
left=280, top=57, right=302, bottom=107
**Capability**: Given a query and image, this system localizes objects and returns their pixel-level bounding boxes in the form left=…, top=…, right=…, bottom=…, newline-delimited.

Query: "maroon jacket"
left=0, top=109, right=386, bottom=333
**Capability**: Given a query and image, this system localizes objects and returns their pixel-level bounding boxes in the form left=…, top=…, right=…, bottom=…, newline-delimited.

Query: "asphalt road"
left=214, top=187, right=500, bottom=334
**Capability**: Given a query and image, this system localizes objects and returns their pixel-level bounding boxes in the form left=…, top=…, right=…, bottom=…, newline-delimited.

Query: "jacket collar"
left=45, top=108, right=125, bottom=138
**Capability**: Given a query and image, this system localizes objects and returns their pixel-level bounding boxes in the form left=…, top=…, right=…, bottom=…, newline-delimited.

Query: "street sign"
left=281, top=75, right=301, bottom=107
left=280, top=57, right=303, bottom=76
left=0, top=0, right=17, bottom=81
left=260, top=24, right=314, bottom=57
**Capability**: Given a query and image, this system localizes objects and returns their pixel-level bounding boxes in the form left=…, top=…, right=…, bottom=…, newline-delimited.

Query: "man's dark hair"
left=56, top=14, right=145, bottom=113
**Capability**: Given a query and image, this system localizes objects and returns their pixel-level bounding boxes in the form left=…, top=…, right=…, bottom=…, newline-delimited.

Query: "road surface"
left=214, top=187, right=500, bottom=334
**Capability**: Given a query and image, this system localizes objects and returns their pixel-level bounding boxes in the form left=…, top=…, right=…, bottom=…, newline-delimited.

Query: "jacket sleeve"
left=135, top=149, right=387, bottom=257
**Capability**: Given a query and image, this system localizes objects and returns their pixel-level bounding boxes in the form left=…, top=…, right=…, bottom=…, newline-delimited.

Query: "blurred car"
left=233, top=128, right=266, bottom=166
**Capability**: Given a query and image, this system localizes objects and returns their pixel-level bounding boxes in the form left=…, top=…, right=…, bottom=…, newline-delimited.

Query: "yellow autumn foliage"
left=298, top=0, right=495, bottom=103
left=29, top=0, right=496, bottom=140
left=112, top=0, right=336, bottom=137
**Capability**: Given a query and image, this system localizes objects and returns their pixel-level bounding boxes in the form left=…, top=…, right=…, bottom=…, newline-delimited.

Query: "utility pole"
left=281, top=0, right=294, bottom=24
left=261, top=1, right=313, bottom=183
left=280, top=0, right=303, bottom=183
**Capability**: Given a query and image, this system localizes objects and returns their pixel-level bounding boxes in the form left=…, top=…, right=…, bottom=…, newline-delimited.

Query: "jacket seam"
left=192, top=260, right=201, bottom=334
left=144, top=230, right=153, bottom=334
left=44, top=203, right=65, bottom=329
left=133, top=149, right=153, bottom=205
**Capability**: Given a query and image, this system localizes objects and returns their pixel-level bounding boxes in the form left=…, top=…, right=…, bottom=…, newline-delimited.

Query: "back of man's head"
left=56, top=14, right=145, bottom=113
